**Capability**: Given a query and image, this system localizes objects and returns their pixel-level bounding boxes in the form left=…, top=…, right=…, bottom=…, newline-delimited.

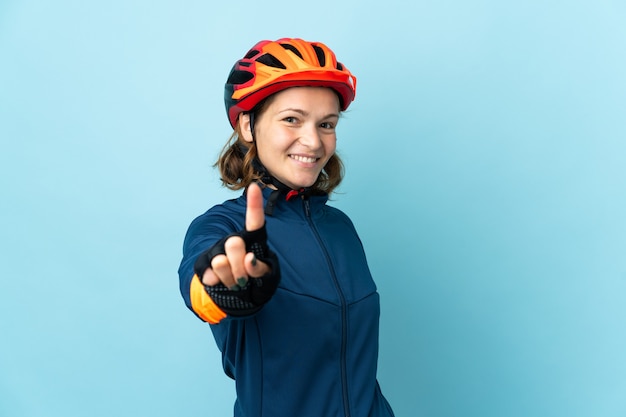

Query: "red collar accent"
left=285, top=188, right=305, bottom=201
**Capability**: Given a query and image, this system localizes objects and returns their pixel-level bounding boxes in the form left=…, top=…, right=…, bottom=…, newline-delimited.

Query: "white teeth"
left=291, top=155, right=317, bottom=163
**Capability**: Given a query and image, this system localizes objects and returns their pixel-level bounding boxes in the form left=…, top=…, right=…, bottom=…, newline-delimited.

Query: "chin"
left=281, top=177, right=311, bottom=189
left=298, top=179, right=318, bottom=189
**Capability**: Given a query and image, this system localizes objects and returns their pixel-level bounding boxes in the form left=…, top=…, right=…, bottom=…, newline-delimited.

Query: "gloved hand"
left=193, top=183, right=280, bottom=317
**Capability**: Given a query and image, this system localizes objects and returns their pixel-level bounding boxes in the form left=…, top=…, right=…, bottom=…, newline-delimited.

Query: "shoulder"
left=183, top=197, right=246, bottom=251
left=323, top=204, right=351, bottom=220
left=191, top=197, right=245, bottom=228
left=321, top=204, right=359, bottom=232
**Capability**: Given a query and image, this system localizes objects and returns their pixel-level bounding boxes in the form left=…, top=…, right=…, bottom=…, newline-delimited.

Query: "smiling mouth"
left=290, top=155, right=318, bottom=163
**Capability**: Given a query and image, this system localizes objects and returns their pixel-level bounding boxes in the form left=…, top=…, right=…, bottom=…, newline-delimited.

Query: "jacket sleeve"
left=178, top=210, right=239, bottom=324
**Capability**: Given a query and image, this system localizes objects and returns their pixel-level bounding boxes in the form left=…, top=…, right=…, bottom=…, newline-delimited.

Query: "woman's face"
left=240, top=87, right=340, bottom=190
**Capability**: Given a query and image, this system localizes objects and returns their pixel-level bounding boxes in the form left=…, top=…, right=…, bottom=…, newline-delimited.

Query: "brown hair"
left=214, top=97, right=345, bottom=195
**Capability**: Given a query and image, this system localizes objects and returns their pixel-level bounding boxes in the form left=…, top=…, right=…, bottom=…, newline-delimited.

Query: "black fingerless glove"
left=193, top=224, right=281, bottom=317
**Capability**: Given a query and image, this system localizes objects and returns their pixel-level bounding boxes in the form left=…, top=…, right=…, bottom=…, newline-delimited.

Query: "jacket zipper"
left=303, top=198, right=351, bottom=417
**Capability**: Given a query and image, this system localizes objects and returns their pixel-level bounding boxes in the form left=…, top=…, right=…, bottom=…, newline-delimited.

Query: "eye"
left=320, top=121, right=336, bottom=130
left=283, top=116, right=298, bottom=124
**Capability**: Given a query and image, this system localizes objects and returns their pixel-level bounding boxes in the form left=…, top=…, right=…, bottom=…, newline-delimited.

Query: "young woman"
left=178, top=38, right=395, bottom=417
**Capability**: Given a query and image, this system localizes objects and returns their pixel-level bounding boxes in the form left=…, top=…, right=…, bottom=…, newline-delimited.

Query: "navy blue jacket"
left=179, top=187, right=394, bottom=417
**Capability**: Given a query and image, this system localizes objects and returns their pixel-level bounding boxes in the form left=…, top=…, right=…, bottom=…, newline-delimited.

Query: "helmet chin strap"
left=251, top=156, right=311, bottom=216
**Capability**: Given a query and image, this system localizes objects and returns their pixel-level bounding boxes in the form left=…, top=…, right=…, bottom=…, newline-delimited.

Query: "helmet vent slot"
left=256, top=53, right=286, bottom=69
left=244, top=49, right=260, bottom=59
left=280, top=43, right=303, bottom=59
left=226, top=69, right=254, bottom=85
left=312, top=45, right=326, bottom=67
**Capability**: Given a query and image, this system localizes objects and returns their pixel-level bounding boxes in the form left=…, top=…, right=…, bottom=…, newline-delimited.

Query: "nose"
left=298, top=123, right=323, bottom=149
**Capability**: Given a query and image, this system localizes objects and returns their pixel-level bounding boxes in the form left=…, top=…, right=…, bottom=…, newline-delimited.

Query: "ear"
left=238, top=113, right=254, bottom=143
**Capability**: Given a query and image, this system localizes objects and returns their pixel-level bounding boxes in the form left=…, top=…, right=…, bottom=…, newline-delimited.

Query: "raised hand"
left=201, top=183, right=271, bottom=290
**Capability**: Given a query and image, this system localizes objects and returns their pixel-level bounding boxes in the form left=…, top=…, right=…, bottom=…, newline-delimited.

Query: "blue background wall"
left=1, top=1, right=625, bottom=416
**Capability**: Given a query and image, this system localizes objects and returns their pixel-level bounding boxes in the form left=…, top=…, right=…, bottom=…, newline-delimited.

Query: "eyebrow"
left=277, top=108, right=339, bottom=119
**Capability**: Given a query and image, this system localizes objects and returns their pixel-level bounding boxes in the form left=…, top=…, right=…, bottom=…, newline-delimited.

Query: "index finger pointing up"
left=246, top=182, right=265, bottom=232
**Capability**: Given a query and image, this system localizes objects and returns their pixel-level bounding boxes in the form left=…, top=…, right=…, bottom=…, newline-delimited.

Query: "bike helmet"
left=224, top=38, right=357, bottom=128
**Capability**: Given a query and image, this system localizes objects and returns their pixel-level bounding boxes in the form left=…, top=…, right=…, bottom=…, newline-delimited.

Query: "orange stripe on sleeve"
left=190, top=274, right=227, bottom=324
